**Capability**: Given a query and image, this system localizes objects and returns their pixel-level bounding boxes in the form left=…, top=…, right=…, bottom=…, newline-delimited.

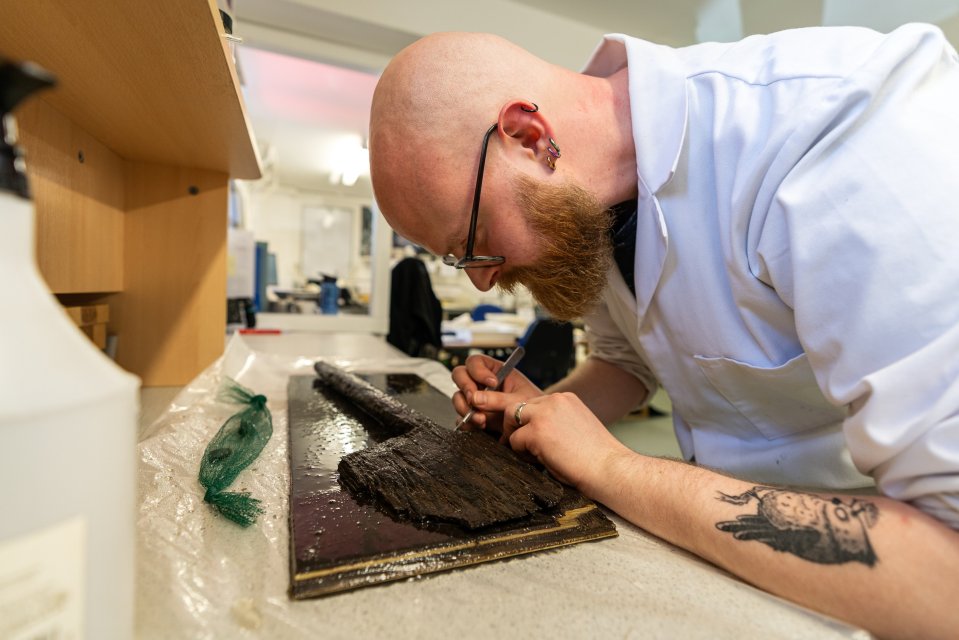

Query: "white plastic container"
left=0, top=63, right=140, bottom=640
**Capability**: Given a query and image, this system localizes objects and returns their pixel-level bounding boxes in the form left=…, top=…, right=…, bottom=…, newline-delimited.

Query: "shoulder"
left=677, top=24, right=952, bottom=86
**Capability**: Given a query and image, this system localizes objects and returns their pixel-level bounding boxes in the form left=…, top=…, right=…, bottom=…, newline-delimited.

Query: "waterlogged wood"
left=339, top=423, right=563, bottom=529
left=314, top=360, right=439, bottom=435
left=315, top=360, right=563, bottom=528
left=289, top=371, right=617, bottom=598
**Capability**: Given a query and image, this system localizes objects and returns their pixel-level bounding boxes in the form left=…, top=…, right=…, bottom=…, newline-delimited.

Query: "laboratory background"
left=2, top=1, right=958, bottom=638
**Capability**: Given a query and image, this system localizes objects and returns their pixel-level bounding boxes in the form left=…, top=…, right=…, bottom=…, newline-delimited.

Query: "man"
left=368, top=25, right=959, bottom=638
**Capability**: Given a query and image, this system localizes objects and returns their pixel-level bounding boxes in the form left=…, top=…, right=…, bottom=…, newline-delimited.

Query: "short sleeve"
left=582, top=299, right=658, bottom=404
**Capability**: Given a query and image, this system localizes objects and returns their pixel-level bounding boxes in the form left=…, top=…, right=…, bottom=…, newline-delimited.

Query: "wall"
left=243, top=187, right=302, bottom=289
left=235, top=0, right=605, bottom=74
left=240, top=183, right=374, bottom=290
left=235, top=0, right=959, bottom=73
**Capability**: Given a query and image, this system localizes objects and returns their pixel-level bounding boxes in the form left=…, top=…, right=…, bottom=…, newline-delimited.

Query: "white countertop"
left=135, top=333, right=869, bottom=639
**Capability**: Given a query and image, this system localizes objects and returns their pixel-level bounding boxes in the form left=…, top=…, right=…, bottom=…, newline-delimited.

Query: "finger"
left=466, top=408, right=487, bottom=429
left=458, top=414, right=485, bottom=432
left=451, top=394, right=489, bottom=431
left=507, top=424, right=530, bottom=454
left=500, top=398, right=535, bottom=444
left=465, top=354, right=501, bottom=388
left=506, top=421, right=539, bottom=461
left=469, top=388, right=515, bottom=414
left=451, top=365, right=481, bottom=395
left=457, top=394, right=500, bottom=431
left=451, top=389, right=472, bottom=416
left=507, top=425, right=570, bottom=484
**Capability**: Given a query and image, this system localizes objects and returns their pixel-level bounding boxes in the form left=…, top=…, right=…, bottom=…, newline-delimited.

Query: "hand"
left=504, top=392, right=634, bottom=492
left=451, top=353, right=542, bottom=434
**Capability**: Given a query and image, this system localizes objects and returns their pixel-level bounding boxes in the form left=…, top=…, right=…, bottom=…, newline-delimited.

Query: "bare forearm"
left=504, top=382, right=959, bottom=637
left=547, top=357, right=648, bottom=425
left=588, top=452, right=959, bottom=640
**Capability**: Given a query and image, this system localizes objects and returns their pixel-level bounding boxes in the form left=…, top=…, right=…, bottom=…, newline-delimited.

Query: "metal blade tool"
left=454, top=346, right=526, bottom=430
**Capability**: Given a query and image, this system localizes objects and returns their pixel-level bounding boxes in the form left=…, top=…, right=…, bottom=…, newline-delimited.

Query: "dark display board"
left=288, top=373, right=617, bottom=598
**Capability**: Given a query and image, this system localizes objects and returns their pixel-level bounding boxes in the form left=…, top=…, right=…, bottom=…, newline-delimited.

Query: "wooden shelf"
left=1, top=0, right=260, bottom=179
left=1, top=0, right=261, bottom=386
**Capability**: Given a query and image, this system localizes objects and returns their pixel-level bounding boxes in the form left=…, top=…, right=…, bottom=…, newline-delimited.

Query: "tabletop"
left=134, top=332, right=869, bottom=639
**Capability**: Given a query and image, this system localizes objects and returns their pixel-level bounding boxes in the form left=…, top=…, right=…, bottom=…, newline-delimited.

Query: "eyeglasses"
left=441, top=123, right=506, bottom=269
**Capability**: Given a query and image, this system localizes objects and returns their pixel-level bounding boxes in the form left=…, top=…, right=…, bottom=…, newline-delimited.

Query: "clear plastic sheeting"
left=136, top=334, right=870, bottom=640
left=198, top=379, right=273, bottom=527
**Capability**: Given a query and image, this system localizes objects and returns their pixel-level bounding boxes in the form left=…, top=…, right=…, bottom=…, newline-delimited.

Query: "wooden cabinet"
left=1, top=0, right=261, bottom=386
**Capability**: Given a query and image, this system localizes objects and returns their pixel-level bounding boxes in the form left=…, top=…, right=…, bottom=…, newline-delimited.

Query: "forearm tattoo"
left=715, top=487, right=879, bottom=566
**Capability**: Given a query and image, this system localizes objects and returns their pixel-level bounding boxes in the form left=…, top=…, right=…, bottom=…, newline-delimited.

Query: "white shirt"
left=581, top=24, right=959, bottom=527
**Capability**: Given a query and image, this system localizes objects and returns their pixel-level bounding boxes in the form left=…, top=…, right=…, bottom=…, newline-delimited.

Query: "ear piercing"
left=517, top=102, right=560, bottom=170
left=545, top=137, right=560, bottom=170
left=547, top=138, right=561, bottom=158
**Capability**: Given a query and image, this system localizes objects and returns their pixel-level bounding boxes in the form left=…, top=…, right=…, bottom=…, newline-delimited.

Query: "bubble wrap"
left=135, top=334, right=868, bottom=640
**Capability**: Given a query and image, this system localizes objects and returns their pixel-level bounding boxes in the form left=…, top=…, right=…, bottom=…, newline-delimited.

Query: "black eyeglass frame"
left=441, top=123, right=506, bottom=269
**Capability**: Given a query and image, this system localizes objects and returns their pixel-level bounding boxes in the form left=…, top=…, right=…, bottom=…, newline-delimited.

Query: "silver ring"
left=514, top=401, right=528, bottom=426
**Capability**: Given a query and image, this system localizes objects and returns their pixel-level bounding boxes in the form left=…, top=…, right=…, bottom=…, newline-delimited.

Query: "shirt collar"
left=582, top=34, right=689, bottom=198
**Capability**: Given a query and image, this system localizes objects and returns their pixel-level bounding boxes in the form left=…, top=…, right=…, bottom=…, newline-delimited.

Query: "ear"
left=496, top=100, right=551, bottom=154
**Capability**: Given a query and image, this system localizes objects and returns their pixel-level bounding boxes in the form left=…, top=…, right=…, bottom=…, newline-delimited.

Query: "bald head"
left=369, top=32, right=561, bottom=246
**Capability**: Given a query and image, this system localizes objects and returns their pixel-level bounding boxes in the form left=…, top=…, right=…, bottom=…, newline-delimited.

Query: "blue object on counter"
left=253, top=241, right=269, bottom=312
left=319, top=275, right=338, bottom=315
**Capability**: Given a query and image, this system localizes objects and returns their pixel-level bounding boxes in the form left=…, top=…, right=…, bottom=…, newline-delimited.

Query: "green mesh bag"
left=198, top=379, right=273, bottom=527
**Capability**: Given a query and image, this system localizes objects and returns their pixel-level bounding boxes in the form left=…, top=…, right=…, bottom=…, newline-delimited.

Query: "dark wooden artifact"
left=314, top=360, right=440, bottom=436
left=317, top=359, right=564, bottom=529
left=288, top=365, right=617, bottom=599
left=338, top=422, right=564, bottom=529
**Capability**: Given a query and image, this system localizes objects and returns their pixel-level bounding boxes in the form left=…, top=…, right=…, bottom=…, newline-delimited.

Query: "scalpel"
left=454, top=346, right=526, bottom=430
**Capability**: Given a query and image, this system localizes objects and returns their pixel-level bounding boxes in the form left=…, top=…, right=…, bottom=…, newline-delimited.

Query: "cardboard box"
left=80, top=323, right=108, bottom=349
left=64, top=304, right=110, bottom=327
left=64, top=304, right=110, bottom=350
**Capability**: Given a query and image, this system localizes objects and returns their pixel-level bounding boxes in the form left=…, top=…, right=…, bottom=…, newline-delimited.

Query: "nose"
left=466, top=267, right=499, bottom=292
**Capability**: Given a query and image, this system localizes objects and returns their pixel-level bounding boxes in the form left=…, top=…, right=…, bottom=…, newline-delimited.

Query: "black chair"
left=387, top=257, right=443, bottom=358
left=516, top=319, right=576, bottom=389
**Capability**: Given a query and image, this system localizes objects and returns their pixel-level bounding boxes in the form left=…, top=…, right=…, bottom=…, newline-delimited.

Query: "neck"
left=558, top=67, right=637, bottom=207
